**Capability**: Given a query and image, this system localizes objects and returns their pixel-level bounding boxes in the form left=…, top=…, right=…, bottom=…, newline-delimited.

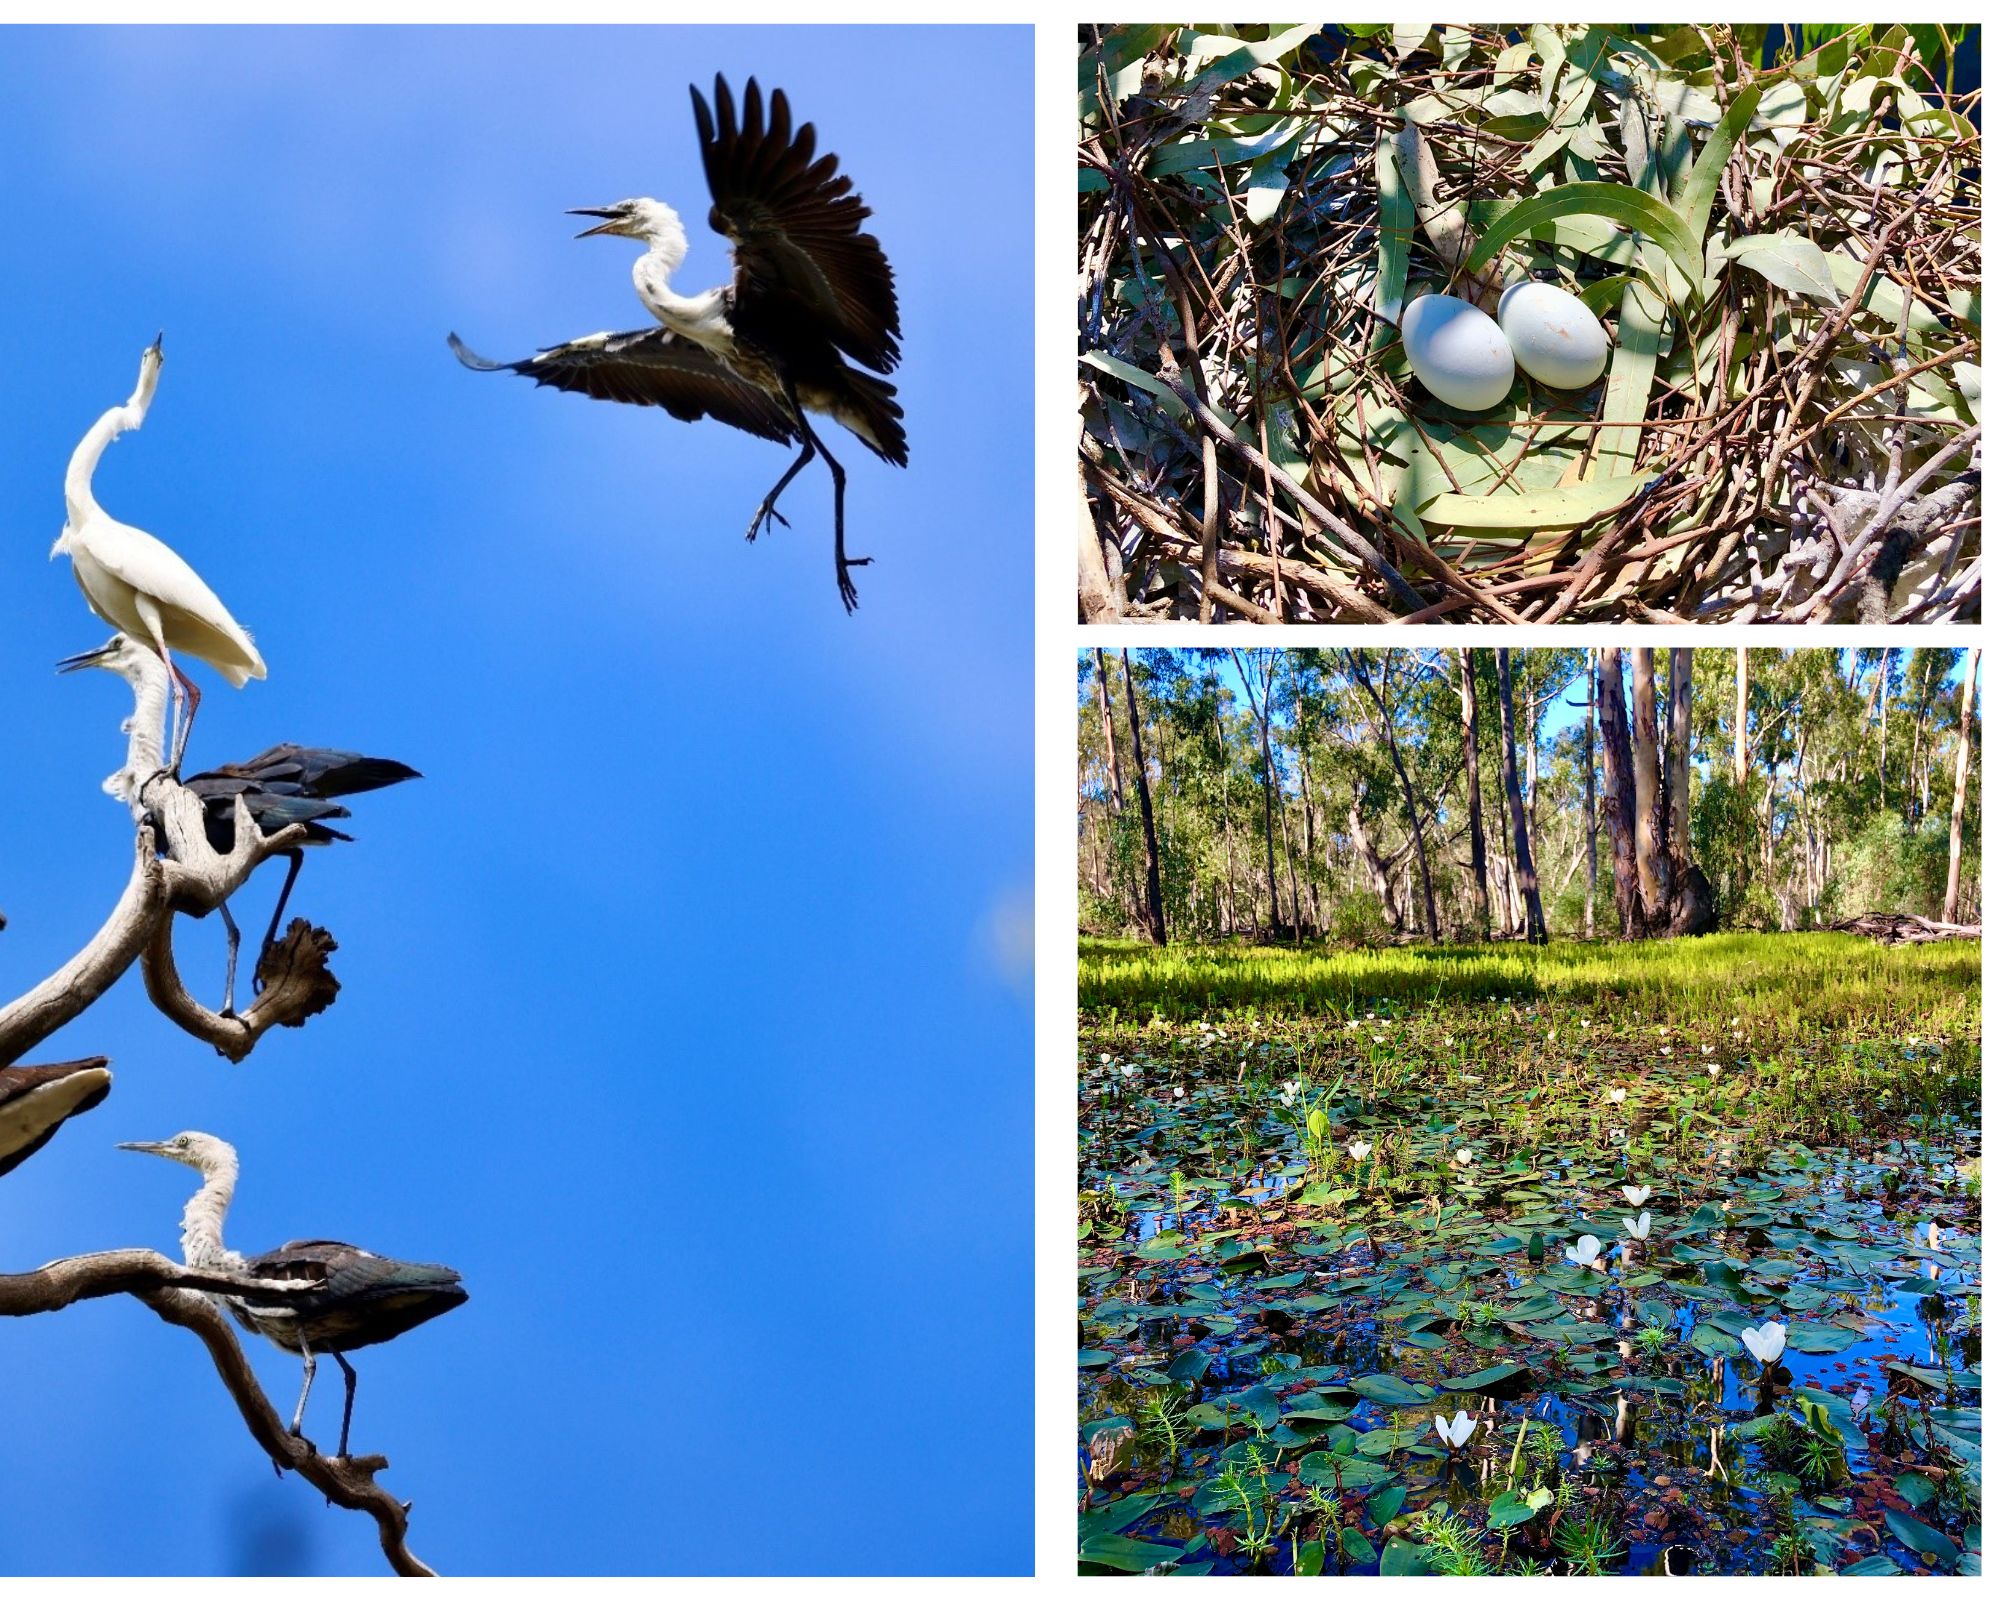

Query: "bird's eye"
left=175, top=1136, right=189, bottom=1148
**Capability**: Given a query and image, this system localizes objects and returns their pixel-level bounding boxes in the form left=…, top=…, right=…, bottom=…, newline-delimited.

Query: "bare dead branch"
left=0, top=1249, right=434, bottom=1576
left=144, top=916, right=340, bottom=1063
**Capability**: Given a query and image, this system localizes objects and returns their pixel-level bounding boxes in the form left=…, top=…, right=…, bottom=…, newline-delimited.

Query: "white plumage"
left=53, top=338, right=264, bottom=764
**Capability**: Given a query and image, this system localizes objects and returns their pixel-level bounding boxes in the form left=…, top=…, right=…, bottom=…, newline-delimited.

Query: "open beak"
left=56, top=640, right=120, bottom=674
left=568, top=206, right=625, bottom=239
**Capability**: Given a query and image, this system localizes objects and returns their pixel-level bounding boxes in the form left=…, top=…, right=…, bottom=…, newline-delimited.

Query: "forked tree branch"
left=0, top=1250, right=433, bottom=1576
left=0, top=650, right=317, bottom=1066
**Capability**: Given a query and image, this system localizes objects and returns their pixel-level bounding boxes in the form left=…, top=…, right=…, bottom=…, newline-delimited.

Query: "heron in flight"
left=121, top=1131, right=466, bottom=1459
left=54, top=338, right=266, bottom=769
left=0, top=1058, right=111, bottom=1179
left=450, top=75, right=906, bottom=611
left=60, top=636, right=420, bottom=1014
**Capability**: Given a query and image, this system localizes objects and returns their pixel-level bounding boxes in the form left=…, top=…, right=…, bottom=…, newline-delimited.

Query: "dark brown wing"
left=449, top=329, right=801, bottom=447
left=691, top=76, right=901, bottom=376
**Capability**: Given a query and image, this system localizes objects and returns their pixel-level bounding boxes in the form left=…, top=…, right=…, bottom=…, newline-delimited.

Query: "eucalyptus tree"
left=1493, top=650, right=1546, bottom=945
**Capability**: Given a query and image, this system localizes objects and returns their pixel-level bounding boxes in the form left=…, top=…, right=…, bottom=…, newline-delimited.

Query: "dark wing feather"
left=691, top=76, right=901, bottom=375
left=450, top=329, right=800, bottom=447
left=199, top=745, right=421, bottom=799
left=237, top=1240, right=467, bottom=1353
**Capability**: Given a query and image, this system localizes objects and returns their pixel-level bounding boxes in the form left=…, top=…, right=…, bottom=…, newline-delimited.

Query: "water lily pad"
left=1345, top=1373, right=1438, bottom=1405
left=1443, top=1360, right=1526, bottom=1390
left=1079, top=1533, right=1186, bottom=1573
left=1884, top=1508, right=1959, bottom=1571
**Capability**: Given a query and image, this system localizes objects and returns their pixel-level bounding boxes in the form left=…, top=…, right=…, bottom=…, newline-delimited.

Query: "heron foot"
left=745, top=502, right=792, bottom=543
left=837, top=554, right=873, bottom=613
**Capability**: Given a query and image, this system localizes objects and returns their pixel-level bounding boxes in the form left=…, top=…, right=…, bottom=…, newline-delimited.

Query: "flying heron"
left=120, top=1131, right=466, bottom=1459
left=54, top=338, right=266, bottom=769
left=60, top=636, right=420, bottom=1014
left=450, top=75, right=907, bottom=611
left=0, top=1058, right=111, bottom=1179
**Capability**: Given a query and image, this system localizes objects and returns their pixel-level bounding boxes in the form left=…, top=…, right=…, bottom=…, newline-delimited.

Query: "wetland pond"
left=1079, top=977, right=1981, bottom=1577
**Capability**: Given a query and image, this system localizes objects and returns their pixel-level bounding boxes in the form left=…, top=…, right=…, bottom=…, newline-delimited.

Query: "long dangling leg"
left=168, top=662, right=202, bottom=773
left=784, top=389, right=867, bottom=611
left=332, top=1352, right=360, bottom=1459
left=219, top=901, right=242, bottom=1017
left=254, top=850, right=305, bottom=994
left=746, top=430, right=816, bottom=542
left=291, top=1346, right=317, bottom=1437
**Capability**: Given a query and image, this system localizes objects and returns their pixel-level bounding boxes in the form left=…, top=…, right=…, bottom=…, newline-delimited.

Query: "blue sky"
left=0, top=26, right=1031, bottom=1576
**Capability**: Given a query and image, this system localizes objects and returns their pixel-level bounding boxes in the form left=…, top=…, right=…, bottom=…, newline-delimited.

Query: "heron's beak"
left=568, top=206, right=626, bottom=239
left=117, top=1140, right=171, bottom=1156
left=56, top=641, right=121, bottom=674
left=148, top=331, right=164, bottom=358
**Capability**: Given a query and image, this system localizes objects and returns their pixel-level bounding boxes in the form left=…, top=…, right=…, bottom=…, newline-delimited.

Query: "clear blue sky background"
left=0, top=26, right=1031, bottom=1576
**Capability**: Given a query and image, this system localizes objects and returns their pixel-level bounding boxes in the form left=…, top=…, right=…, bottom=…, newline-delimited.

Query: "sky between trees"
left=1080, top=649, right=1979, bottom=946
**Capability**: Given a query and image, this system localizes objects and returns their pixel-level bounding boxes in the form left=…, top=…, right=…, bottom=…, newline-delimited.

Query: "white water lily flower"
left=1435, top=1411, right=1477, bottom=1449
left=1172, top=1086, right=1185, bottom=1099
left=1850, top=1386, right=1872, bottom=1415
left=1579, top=1018, right=1591, bottom=1029
left=1455, top=1148, right=1474, bottom=1165
left=1623, top=1211, right=1652, bottom=1240
left=1621, top=1185, right=1652, bottom=1207
left=1120, top=1064, right=1138, bottom=1078
left=1707, top=1063, right=1723, bottom=1079
left=1741, top=1321, right=1787, bottom=1365
left=1348, top=1141, right=1373, bottom=1160
left=1607, top=1088, right=1627, bottom=1104
left=1564, top=1235, right=1604, bottom=1269
left=1701, top=1044, right=1714, bottom=1056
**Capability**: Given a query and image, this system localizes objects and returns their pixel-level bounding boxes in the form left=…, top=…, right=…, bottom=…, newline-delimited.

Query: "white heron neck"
left=64, top=354, right=160, bottom=527
left=633, top=236, right=732, bottom=349
left=180, top=1159, right=242, bottom=1273
left=113, top=658, right=171, bottom=804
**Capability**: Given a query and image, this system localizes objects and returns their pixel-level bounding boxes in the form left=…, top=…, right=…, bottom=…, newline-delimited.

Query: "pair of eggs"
left=1401, top=283, right=1609, bottom=411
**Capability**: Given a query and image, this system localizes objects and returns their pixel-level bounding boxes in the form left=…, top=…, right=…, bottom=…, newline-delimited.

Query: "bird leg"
left=745, top=435, right=814, bottom=542
left=785, top=394, right=869, bottom=612
left=219, top=901, right=242, bottom=1017
left=291, top=1346, right=318, bottom=1438
left=167, top=659, right=202, bottom=773
left=333, top=1352, right=360, bottom=1459
left=254, top=850, right=306, bottom=995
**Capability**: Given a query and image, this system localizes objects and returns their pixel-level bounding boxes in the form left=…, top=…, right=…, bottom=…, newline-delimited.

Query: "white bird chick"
left=55, top=338, right=265, bottom=769
left=569, top=198, right=730, bottom=351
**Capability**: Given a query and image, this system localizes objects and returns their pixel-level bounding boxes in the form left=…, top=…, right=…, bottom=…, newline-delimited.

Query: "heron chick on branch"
left=121, top=1131, right=466, bottom=1460
left=54, top=338, right=266, bottom=769
left=450, top=75, right=906, bottom=611
left=59, top=635, right=419, bottom=1015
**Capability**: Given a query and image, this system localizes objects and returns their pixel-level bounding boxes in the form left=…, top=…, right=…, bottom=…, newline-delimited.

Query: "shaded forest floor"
left=1078, top=935, right=1981, bottom=1575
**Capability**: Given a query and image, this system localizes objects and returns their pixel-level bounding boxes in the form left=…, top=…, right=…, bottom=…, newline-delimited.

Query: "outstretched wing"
left=690, top=76, right=901, bottom=376
left=449, top=330, right=800, bottom=447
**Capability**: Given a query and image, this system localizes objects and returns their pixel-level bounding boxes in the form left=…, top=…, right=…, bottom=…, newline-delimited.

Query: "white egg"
left=1400, top=294, right=1516, bottom=411
left=1497, top=281, right=1610, bottom=390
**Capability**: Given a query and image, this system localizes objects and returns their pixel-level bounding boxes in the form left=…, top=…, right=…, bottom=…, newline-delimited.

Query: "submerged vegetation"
left=1078, top=938, right=1981, bottom=1575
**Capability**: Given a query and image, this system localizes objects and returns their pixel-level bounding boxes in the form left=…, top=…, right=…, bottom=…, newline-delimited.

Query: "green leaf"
left=1421, top=471, right=1660, bottom=532
left=1380, top=1537, right=1434, bottom=1576
left=1461, top=182, right=1703, bottom=299
left=1367, top=1483, right=1408, bottom=1529
left=1341, top=1526, right=1379, bottom=1565
left=1677, top=81, right=1764, bottom=236
left=1487, top=1489, right=1539, bottom=1528
left=1785, top=1323, right=1860, bottom=1354
left=1894, top=1472, right=1937, bottom=1509
left=1079, top=1532, right=1186, bottom=1573
left=1719, top=233, right=1841, bottom=304
left=1883, top=1509, right=1959, bottom=1572
left=1443, top=1361, right=1525, bottom=1390
left=1345, top=1373, right=1438, bottom=1405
